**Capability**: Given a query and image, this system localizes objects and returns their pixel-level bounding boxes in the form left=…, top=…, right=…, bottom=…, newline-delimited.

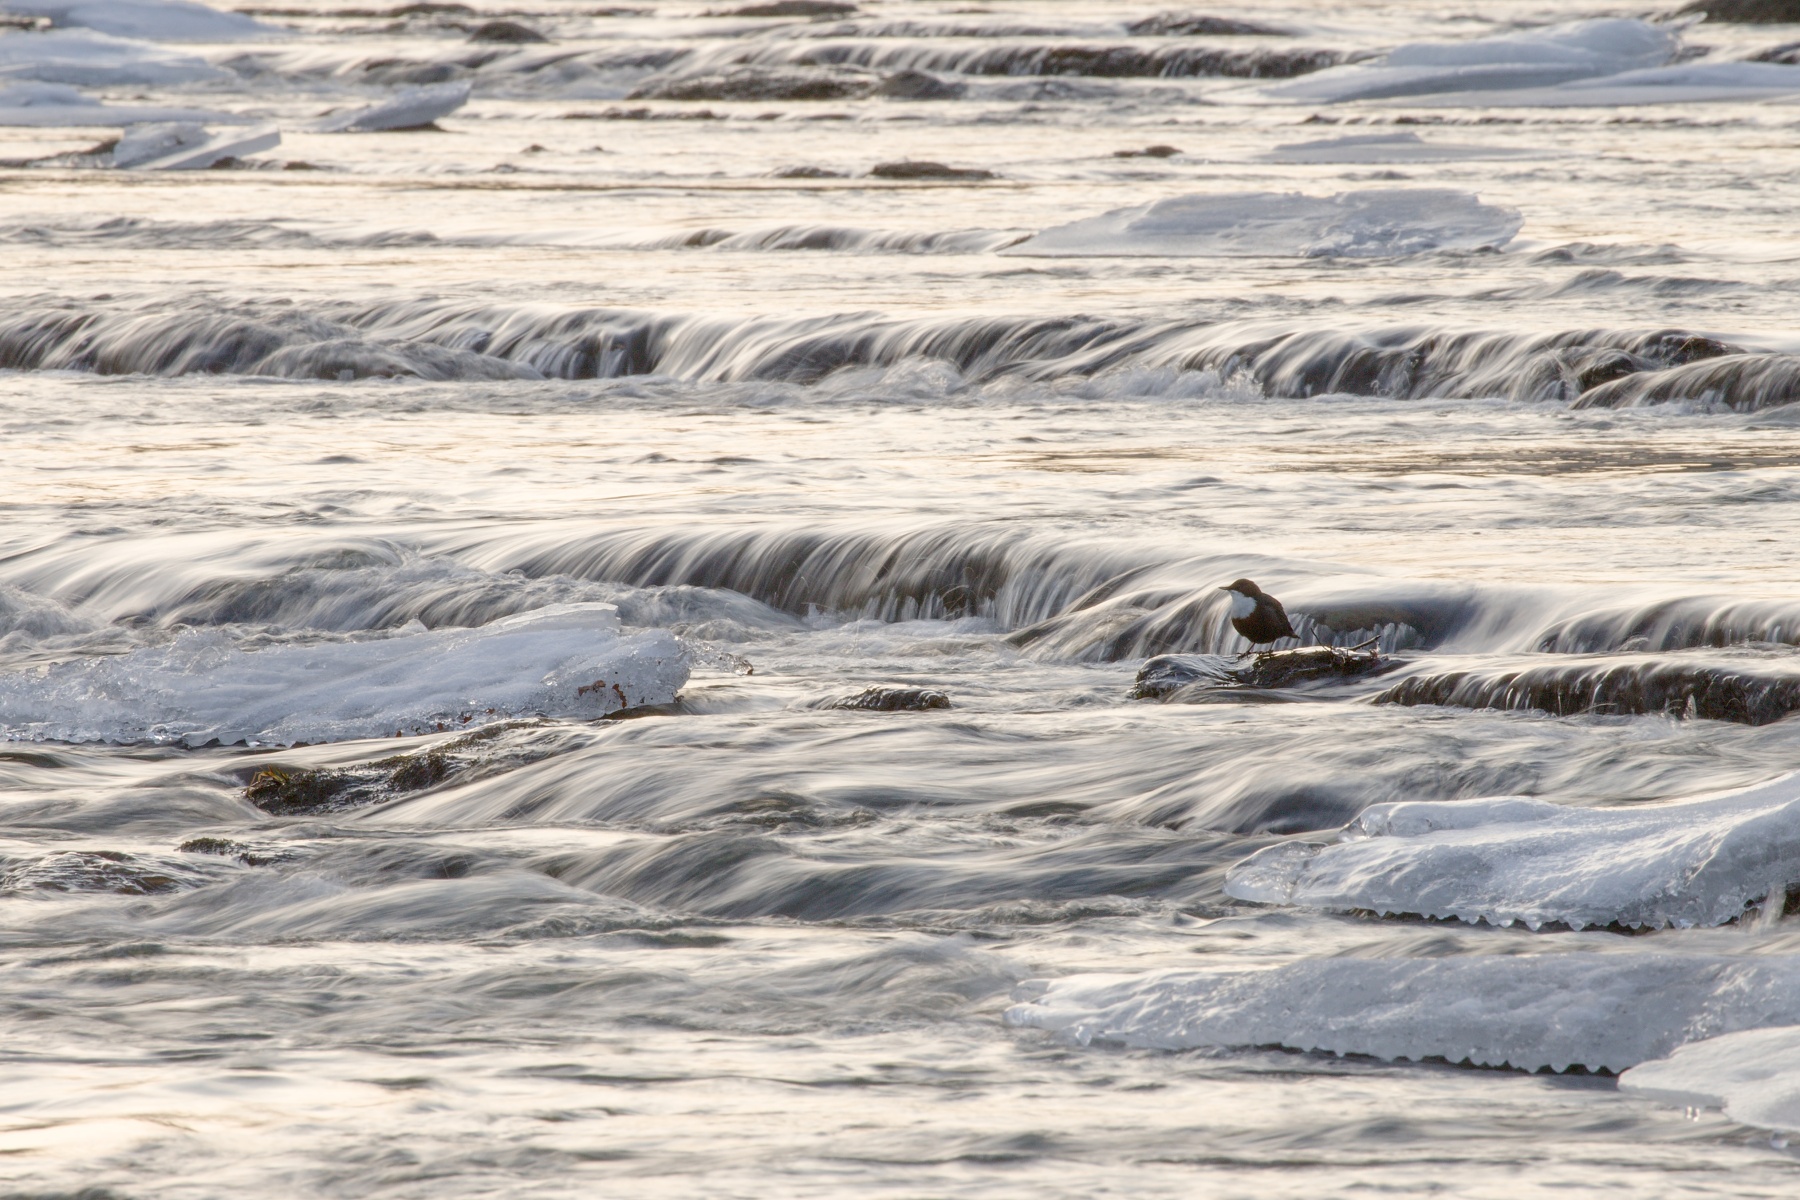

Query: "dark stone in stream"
left=177, top=837, right=280, bottom=866
left=2, top=850, right=195, bottom=895
left=630, top=67, right=878, bottom=102
left=467, top=19, right=549, bottom=42
left=1573, top=352, right=1800, bottom=411
left=1375, top=654, right=1800, bottom=725
left=874, top=70, right=967, bottom=100
left=868, top=160, right=995, bottom=180
left=1676, top=0, right=1800, bottom=23
left=1753, top=39, right=1800, bottom=62
left=708, top=0, right=858, bottom=15
left=1125, top=12, right=1290, bottom=36
left=1113, top=144, right=1183, bottom=158
left=822, top=686, right=952, bottom=711
left=772, top=165, right=847, bottom=178
left=1133, top=646, right=1391, bottom=700
left=245, top=749, right=454, bottom=814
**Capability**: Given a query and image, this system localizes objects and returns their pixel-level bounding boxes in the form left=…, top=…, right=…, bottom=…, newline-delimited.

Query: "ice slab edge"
left=1224, top=772, right=1800, bottom=931
left=0, top=602, right=689, bottom=746
left=1005, top=953, right=1800, bottom=1072
left=1621, top=1026, right=1800, bottom=1134
left=1005, top=189, right=1521, bottom=259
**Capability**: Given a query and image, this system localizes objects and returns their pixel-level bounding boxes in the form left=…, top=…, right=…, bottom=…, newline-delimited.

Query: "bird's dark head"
left=1220, top=578, right=1262, bottom=597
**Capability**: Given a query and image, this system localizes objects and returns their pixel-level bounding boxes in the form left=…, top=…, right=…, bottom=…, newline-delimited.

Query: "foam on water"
left=1224, top=773, right=1800, bottom=930
left=1005, top=952, right=1800, bottom=1072
left=1003, top=189, right=1523, bottom=259
left=0, top=602, right=688, bottom=745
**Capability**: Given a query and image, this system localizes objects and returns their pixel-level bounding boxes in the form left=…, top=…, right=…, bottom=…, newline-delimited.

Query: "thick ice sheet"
left=1260, top=18, right=1680, bottom=104
left=316, top=81, right=470, bottom=133
left=1224, top=773, right=1800, bottom=930
left=1621, top=1026, right=1800, bottom=1134
left=1004, top=188, right=1521, bottom=259
left=1005, top=953, right=1800, bottom=1072
left=0, top=603, right=688, bottom=745
left=2, top=0, right=276, bottom=41
left=0, top=28, right=226, bottom=85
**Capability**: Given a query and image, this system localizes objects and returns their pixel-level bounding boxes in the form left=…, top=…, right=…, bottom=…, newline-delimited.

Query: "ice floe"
left=1259, top=18, right=1681, bottom=104
left=1223, top=772, right=1800, bottom=930
left=1257, top=131, right=1539, bottom=164
left=1005, top=952, right=1800, bottom=1072
left=315, top=80, right=470, bottom=132
left=1621, top=1025, right=1800, bottom=1133
left=1433, top=60, right=1800, bottom=108
left=0, top=0, right=277, bottom=41
left=111, top=119, right=277, bottom=167
left=0, top=603, right=688, bottom=746
left=0, top=28, right=227, bottom=85
left=1004, top=188, right=1521, bottom=258
left=0, top=78, right=231, bottom=122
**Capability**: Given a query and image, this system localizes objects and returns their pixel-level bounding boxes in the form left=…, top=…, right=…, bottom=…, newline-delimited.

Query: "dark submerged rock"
left=245, top=748, right=455, bottom=815
left=178, top=837, right=281, bottom=866
left=1573, top=352, right=1800, bottom=411
left=772, top=164, right=847, bottom=177
left=1113, top=144, right=1183, bottom=158
left=868, top=160, right=995, bottom=180
left=874, top=69, right=967, bottom=100
left=1133, top=646, right=1391, bottom=700
left=467, top=19, right=548, bottom=42
left=630, top=67, right=877, bottom=102
left=1676, top=0, right=1800, bottom=22
left=1752, top=39, right=1800, bottom=62
left=709, top=0, right=858, bottom=15
left=1125, top=12, right=1290, bottom=36
left=1376, top=654, right=1800, bottom=725
left=3, top=850, right=191, bottom=895
left=946, top=43, right=1339, bottom=79
left=823, top=686, right=952, bottom=711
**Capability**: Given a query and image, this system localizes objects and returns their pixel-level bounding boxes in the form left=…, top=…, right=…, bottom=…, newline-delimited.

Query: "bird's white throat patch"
left=1228, top=592, right=1257, bottom=619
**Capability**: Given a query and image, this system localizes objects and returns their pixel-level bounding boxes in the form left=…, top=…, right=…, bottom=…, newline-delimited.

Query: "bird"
left=1219, top=578, right=1296, bottom=651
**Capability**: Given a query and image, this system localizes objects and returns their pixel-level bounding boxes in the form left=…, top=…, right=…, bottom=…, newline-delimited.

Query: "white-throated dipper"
left=1220, top=578, right=1296, bottom=650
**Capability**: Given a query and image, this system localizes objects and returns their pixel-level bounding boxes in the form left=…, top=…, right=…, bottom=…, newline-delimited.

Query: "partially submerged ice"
left=0, top=603, right=688, bottom=746
left=1257, top=132, right=1539, bottom=164
left=1004, top=189, right=1522, bottom=258
left=0, top=27, right=227, bottom=85
left=0, top=0, right=278, bottom=41
left=1224, top=771, right=1800, bottom=930
left=0, top=78, right=232, bottom=123
left=1259, top=18, right=1681, bottom=104
left=1005, top=952, right=1800, bottom=1073
left=111, top=119, right=277, bottom=168
left=316, top=80, right=470, bottom=132
left=1621, top=1025, right=1800, bottom=1134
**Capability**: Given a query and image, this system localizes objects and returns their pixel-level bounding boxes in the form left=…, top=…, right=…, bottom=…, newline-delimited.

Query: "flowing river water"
left=8, top=0, right=1800, bottom=1195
